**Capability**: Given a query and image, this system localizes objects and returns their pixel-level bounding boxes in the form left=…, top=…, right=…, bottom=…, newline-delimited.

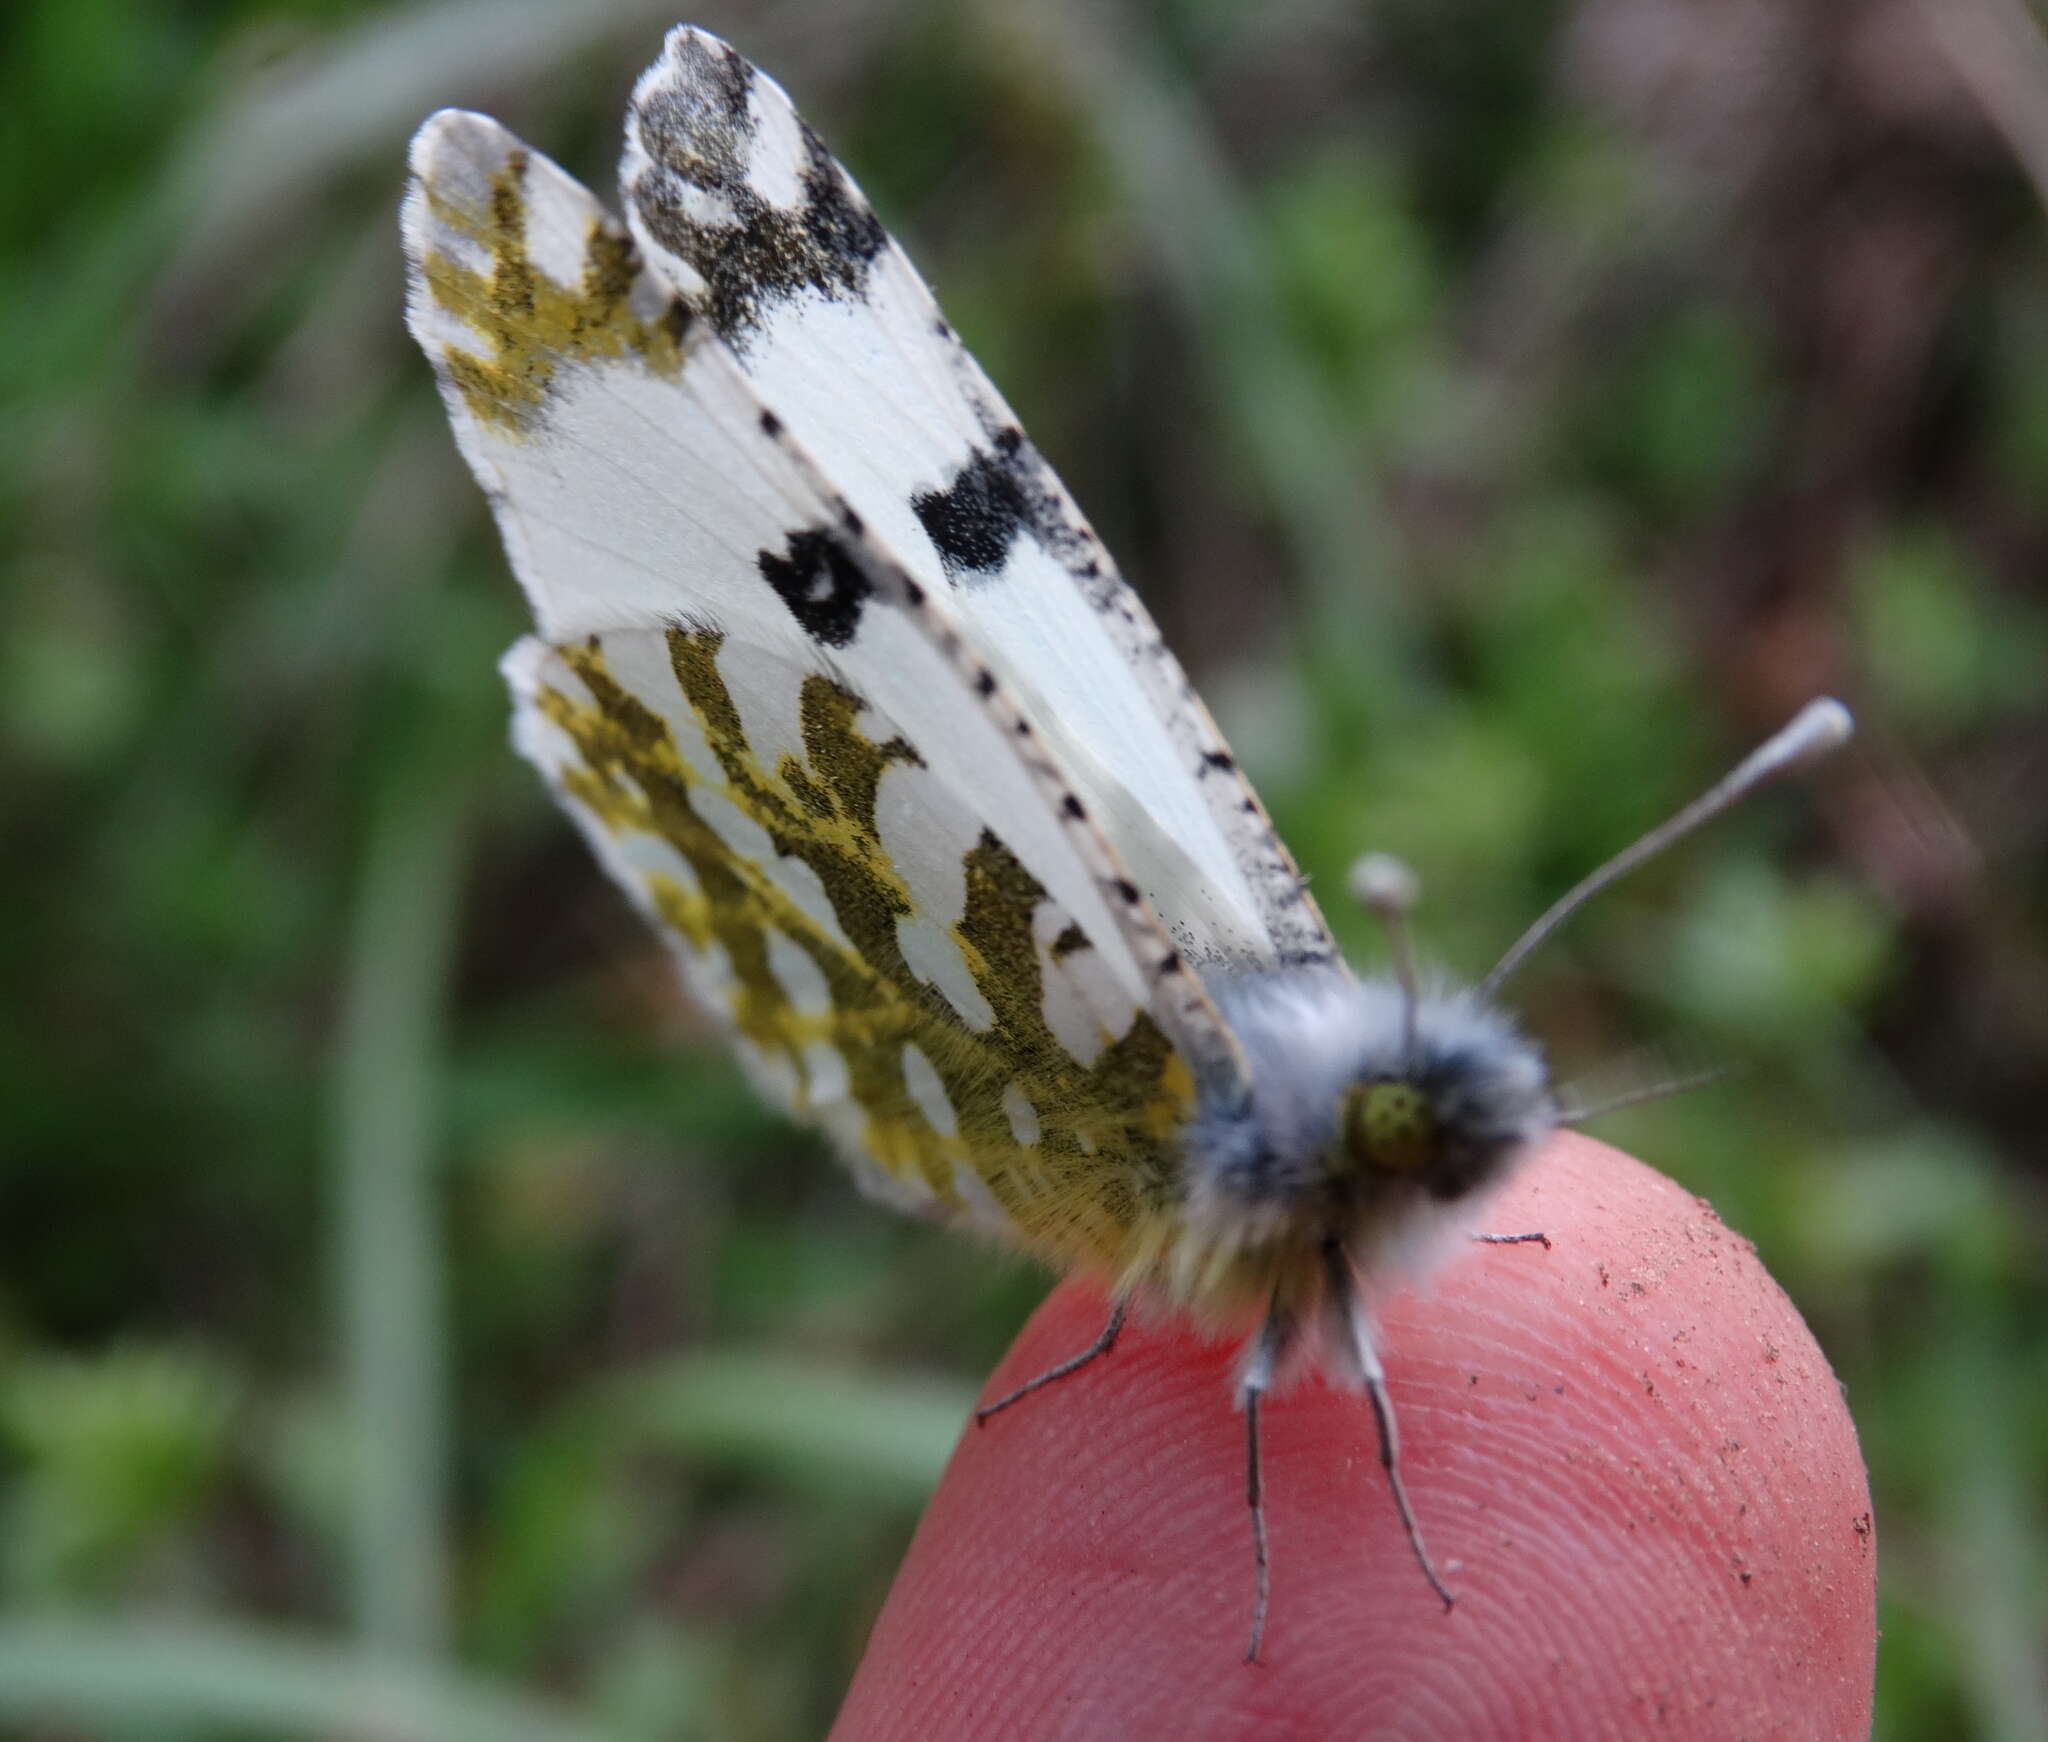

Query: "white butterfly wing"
left=403, top=108, right=1244, bottom=1280
left=618, top=27, right=1338, bottom=975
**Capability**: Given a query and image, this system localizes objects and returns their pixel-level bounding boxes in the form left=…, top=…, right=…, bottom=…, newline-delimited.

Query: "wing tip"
left=631, top=21, right=757, bottom=111
left=407, top=107, right=523, bottom=182
left=401, top=109, right=523, bottom=292
left=661, top=22, right=736, bottom=57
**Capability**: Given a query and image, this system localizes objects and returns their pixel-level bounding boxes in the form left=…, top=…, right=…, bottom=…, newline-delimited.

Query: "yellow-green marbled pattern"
left=419, top=152, right=688, bottom=435
left=535, top=629, right=1204, bottom=1287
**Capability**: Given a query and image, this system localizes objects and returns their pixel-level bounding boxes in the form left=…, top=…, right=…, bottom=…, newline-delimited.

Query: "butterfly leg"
left=1358, top=1334, right=1457, bottom=1612
left=1237, top=1303, right=1295, bottom=1664
left=1471, top=1230, right=1551, bottom=1249
left=1324, top=1244, right=1457, bottom=1613
left=975, top=1296, right=1128, bottom=1423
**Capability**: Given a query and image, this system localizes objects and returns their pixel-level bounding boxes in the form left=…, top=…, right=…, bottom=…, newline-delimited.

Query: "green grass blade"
left=330, top=758, right=469, bottom=1658
left=0, top=1618, right=625, bottom=1742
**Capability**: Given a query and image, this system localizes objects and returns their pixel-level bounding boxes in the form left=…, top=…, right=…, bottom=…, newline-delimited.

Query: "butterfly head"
left=1336, top=988, right=1556, bottom=1207
left=1182, top=970, right=1557, bottom=1301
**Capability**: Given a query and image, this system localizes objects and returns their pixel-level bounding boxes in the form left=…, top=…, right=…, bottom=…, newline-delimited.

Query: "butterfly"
left=402, top=24, right=1851, bottom=1660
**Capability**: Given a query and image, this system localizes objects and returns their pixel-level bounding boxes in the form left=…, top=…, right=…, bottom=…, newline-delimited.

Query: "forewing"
left=403, top=109, right=1231, bottom=1281
left=618, top=26, right=1338, bottom=973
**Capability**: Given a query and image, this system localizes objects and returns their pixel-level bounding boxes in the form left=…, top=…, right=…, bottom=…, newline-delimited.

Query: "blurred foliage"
left=2, top=0, right=2044, bottom=1736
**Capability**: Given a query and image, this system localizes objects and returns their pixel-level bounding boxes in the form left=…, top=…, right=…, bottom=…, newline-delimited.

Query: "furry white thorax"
left=1185, top=967, right=1557, bottom=1287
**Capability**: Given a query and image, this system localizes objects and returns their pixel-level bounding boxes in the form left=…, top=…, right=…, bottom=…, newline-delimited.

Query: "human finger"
left=832, top=1132, right=1876, bottom=1740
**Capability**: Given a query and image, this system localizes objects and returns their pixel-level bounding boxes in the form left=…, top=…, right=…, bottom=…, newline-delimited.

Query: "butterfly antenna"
left=1350, top=852, right=1423, bottom=1064
left=1481, top=698, right=1855, bottom=998
left=1557, top=1062, right=1730, bottom=1125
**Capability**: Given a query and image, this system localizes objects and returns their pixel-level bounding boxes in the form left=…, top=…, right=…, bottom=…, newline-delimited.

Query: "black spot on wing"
left=911, top=446, right=1028, bottom=577
left=757, top=528, right=871, bottom=647
left=917, top=446, right=1024, bottom=577
left=1050, top=923, right=1091, bottom=961
left=657, top=300, right=694, bottom=348
left=909, top=427, right=1099, bottom=587
left=630, top=36, right=886, bottom=346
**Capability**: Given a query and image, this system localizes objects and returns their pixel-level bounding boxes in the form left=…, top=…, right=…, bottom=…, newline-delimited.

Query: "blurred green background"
left=3, top=0, right=2044, bottom=1735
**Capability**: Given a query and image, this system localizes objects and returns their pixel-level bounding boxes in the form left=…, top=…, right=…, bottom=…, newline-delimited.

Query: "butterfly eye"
left=1343, top=1079, right=1437, bottom=1176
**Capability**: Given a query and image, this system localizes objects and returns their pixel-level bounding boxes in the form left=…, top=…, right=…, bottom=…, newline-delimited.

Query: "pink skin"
left=832, top=1133, right=1876, bottom=1741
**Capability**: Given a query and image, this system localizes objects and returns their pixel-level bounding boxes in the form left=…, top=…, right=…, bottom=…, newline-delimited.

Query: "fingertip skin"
left=832, top=1134, right=1876, bottom=1741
